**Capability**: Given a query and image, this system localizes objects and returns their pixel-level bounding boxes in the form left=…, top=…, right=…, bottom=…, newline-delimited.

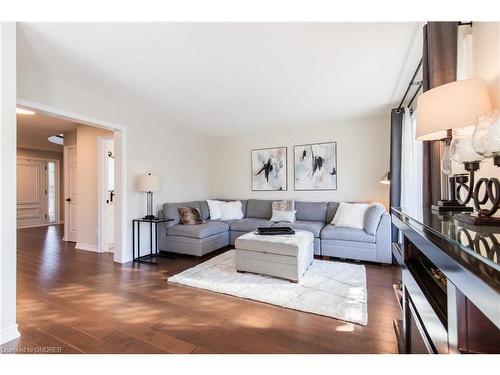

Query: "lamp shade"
left=416, top=79, right=492, bottom=141
left=137, top=174, right=160, bottom=192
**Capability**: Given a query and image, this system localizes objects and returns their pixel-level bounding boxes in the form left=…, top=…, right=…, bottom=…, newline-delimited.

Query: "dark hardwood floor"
left=1, top=225, right=401, bottom=354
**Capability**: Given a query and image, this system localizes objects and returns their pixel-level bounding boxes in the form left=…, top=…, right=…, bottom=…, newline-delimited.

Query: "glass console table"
left=391, top=207, right=500, bottom=354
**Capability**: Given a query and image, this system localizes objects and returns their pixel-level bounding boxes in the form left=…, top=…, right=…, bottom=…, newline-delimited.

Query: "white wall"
left=471, top=22, right=500, bottom=200
left=0, top=22, right=20, bottom=345
left=212, top=116, right=391, bottom=208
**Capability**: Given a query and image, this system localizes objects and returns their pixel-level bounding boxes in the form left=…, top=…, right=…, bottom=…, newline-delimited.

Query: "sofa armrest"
left=375, top=212, right=392, bottom=263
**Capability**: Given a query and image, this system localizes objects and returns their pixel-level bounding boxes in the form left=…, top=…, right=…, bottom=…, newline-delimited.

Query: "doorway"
left=16, top=98, right=128, bottom=264
left=16, top=157, right=60, bottom=228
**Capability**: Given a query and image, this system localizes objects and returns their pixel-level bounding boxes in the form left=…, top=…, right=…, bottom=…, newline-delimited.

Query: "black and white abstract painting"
left=251, top=147, right=287, bottom=191
left=294, top=142, right=337, bottom=190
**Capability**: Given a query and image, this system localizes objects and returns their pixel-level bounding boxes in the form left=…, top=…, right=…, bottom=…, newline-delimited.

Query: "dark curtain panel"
left=422, top=22, right=458, bottom=206
left=390, top=108, right=404, bottom=242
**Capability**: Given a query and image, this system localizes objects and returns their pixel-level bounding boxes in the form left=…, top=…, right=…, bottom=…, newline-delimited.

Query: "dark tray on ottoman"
left=256, top=227, right=295, bottom=235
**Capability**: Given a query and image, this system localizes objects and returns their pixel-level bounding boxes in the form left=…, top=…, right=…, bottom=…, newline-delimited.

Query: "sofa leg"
left=322, top=256, right=330, bottom=261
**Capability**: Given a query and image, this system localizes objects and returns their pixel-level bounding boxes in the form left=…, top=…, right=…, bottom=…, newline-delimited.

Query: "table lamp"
left=416, top=78, right=492, bottom=213
left=380, top=171, right=390, bottom=185
left=138, top=173, right=160, bottom=220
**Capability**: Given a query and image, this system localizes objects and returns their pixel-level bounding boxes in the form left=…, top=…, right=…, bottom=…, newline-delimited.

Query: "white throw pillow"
left=219, top=200, right=244, bottom=220
left=207, top=199, right=224, bottom=220
left=331, top=202, right=369, bottom=230
left=270, top=209, right=296, bottom=223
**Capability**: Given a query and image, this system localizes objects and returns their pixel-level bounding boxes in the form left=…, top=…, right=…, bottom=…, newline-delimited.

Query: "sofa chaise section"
left=158, top=201, right=230, bottom=256
left=320, top=211, right=391, bottom=263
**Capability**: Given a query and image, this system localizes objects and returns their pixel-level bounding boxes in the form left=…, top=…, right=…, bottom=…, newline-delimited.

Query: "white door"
left=64, top=145, right=78, bottom=242
left=17, top=159, right=48, bottom=228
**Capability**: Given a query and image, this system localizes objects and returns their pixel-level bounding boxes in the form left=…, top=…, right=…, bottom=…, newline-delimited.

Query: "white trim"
left=17, top=222, right=62, bottom=229
left=17, top=98, right=129, bottom=264
left=75, top=242, right=100, bottom=252
left=113, top=129, right=129, bottom=263
left=97, top=136, right=113, bottom=253
left=17, top=98, right=126, bottom=132
left=0, top=324, right=20, bottom=345
left=1, top=23, right=19, bottom=346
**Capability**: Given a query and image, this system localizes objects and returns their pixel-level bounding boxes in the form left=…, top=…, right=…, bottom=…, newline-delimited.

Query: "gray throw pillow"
left=363, top=204, right=385, bottom=235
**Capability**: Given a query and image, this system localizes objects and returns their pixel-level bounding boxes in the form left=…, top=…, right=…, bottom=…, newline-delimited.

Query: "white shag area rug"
left=167, top=250, right=368, bottom=325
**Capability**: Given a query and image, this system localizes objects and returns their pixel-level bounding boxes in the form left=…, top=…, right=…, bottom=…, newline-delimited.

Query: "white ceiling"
left=17, top=112, right=79, bottom=152
left=17, top=22, right=422, bottom=137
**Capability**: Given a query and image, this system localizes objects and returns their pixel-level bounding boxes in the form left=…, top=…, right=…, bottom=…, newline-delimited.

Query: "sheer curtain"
left=401, top=108, right=423, bottom=208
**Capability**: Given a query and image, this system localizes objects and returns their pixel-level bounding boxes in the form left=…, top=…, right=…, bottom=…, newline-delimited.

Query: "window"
left=400, top=109, right=423, bottom=208
left=47, top=161, right=56, bottom=223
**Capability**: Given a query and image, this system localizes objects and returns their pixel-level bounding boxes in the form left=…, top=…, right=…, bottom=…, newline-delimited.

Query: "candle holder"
left=455, top=172, right=500, bottom=226
left=454, top=113, right=500, bottom=227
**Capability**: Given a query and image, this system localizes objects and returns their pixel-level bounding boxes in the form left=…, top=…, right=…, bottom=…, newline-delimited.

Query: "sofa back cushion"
left=363, top=203, right=386, bottom=235
left=199, top=201, right=210, bottom=220
left=295, top=201, right=328, bottom=222
left=246, top=199, right=273, bottom=219
left=163, top=201, right=201, bottom=228
left=326, top=202, right=340, bottom=224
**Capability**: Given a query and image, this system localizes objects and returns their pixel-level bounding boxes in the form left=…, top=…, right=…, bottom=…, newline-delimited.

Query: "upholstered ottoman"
left=234, top=230, right=314, bottom=283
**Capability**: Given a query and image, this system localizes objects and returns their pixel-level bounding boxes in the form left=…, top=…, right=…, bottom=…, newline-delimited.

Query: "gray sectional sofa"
left=157, top=199, right=391, bottom=263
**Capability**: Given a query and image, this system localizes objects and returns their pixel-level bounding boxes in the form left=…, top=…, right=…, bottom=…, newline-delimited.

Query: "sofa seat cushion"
left=213, top=219, right=240, bottom=226
left=320, top=224, right=375, bottom=243
left=229, top=218, right=274, bottom=232
left=167, top=220, right=229, bottom=239
left=272, top=220, right=325, bottom=238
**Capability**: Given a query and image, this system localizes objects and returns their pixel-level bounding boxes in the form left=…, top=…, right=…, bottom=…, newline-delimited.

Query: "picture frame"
left=293, top=142, right=337, bottom=191
left=251, top=146, right=288, bottom=191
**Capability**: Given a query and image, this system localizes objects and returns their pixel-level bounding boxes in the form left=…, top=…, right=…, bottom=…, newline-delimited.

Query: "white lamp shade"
left=416, top=79, right=492, bottom=141
left=137, top=174, right=160, bottom=192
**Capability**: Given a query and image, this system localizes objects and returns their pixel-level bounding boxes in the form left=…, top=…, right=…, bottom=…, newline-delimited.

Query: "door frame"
left=16, top=156, right=61, bottom=228
left=17, top=98, right=129, bottom=264
left=97, top=135, right=114, bottom=253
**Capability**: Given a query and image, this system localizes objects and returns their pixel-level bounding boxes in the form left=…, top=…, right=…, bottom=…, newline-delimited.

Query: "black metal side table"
left=132, top=218, right=173, bottom=264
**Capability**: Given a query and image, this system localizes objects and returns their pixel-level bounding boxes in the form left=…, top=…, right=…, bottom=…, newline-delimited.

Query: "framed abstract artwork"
left=251, top=146, right=287, bottom=191
left=294, top=142, right=337, bottom=190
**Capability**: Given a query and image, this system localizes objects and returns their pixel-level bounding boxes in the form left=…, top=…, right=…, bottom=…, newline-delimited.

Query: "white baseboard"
left=17, top=222, right=64, bottom=229
left=0, top=324, right=20, bottom=345
left=75, top=242, right=100, bottom=252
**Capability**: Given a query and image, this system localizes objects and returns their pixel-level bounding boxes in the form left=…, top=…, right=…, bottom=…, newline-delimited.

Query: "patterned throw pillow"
left=272, top=200, right=295, bottom=211
left=178, top=207, right=204, bottom=225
